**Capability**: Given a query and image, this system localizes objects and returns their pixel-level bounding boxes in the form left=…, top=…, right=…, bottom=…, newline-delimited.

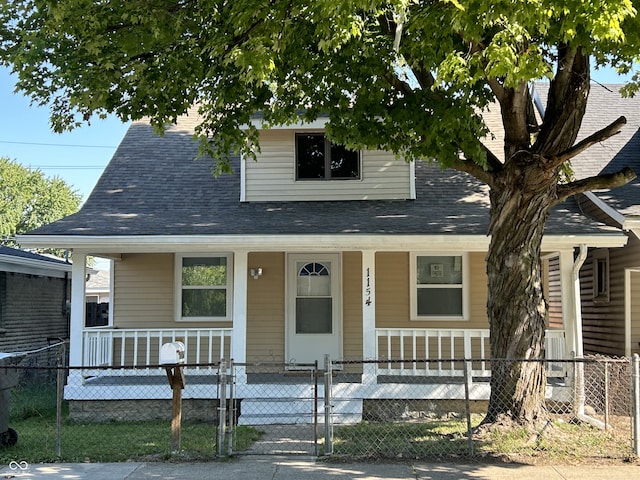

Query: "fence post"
left=323, top=354, right=333, bottom=456
left=572, top=351, right=585, bottom=416
left=218, top=359, right=227, bottom=458
left=314, top=359, right=319, bottom=457
left=55, top=343, right=66, bottom=458
left=604, top=359, right=610, bottom=430
left=632, top=354, right=640, bottom=456
left=227, top=360, right=235, bottom=456
left=463, top=359, right=474, bottom=457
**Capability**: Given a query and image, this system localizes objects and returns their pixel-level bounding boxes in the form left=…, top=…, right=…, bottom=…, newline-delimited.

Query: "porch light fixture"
left=250, top=267, right=263, bottom=280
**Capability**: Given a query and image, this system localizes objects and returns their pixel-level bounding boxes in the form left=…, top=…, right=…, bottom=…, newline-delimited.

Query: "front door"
left=286, top=254, right=342, bottom=365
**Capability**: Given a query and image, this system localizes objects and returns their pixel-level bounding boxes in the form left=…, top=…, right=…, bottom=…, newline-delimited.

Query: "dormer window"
left=295, top=133, right=360, bottom=180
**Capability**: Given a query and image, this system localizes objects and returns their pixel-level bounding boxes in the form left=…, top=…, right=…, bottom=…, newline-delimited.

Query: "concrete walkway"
left=1, top=456, right=639, bottom=479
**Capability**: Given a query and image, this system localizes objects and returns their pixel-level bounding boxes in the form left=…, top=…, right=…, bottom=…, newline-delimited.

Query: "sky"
left=0, top=66, right=130, bottom=202
left=0, top=65, right=635, bottom=204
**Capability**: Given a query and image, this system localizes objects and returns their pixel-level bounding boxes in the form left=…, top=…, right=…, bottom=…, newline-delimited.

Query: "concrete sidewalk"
left=1, top=456, right=639, bottom=479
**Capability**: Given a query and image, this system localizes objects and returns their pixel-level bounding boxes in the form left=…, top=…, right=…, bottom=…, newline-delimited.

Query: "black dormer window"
left=295, top=133, right=360, bottom=180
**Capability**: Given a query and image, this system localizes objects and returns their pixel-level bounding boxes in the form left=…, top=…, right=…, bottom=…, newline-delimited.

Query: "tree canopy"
left=0, top=1, right=638, bottom=179
left=2, top=0, right=639, bottom=426
left=0, top=157, right=81, bottom=248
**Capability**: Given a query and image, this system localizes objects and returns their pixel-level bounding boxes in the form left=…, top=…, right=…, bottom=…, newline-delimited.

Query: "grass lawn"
left=330, top=414, right=634, bottom=463
left=3, top=383, right=634, bottom=464
left=1, top=384, right=261, bottom=463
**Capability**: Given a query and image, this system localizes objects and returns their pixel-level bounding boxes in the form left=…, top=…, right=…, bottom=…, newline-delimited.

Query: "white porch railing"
left=83, top=328, right=232, bottom=375
left=82, top=327, right=564, bottom=379
left=375, top=328, right=566, bottom=377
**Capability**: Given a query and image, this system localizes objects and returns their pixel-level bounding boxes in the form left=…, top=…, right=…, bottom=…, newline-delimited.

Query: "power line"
left=28, top=165, right=106, bottom=170
left=0, top=140, right=116, bottom=148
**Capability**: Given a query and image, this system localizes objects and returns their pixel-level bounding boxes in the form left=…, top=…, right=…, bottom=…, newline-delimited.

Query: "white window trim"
left=410, top=252, right=470, bottom=321
left=592, top=248, right=610, bottom=304
left=174, top=253, right=233, bottom=322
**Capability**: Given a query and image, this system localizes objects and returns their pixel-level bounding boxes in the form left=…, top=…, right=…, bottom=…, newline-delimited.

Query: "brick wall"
left=0, top=271, right=69, bottom=353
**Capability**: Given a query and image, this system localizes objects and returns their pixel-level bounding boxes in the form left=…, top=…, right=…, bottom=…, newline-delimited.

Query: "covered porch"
left=60, top=236, right=619, bottom=392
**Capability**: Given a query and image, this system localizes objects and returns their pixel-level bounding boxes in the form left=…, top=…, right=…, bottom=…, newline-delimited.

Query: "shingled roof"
left=25, top=87, right=631, bottom=239
left=0, top=246, right=71, bottom=276
left=536, top=83, right=640, bottom=219
left=0, top=246, right=69, bottom=265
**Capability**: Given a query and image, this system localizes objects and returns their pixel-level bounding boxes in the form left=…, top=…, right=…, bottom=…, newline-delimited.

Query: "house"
left=0, top=246, right=72, bottom=354
left=85, top=268, right=110, bottom=305
left=17, top=98, right=628, bottom=421
left=85, top=268, right=111, bottom=328
left=561, top=84, right=640, bottom=357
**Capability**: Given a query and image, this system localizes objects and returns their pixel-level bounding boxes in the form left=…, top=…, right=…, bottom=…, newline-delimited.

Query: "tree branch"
left=450, top=155, right=496, bottom=187
left=383, top=72, right=414, bottom=96
left=483, top=145, right=504, bottom=173
left=409, top=65, right=436, bottom=91
left=556, top=167, right=636, bottom=202
left=486, top=77, right=506, bottom=104
left=376, top=12, right=435, bottom=90
left=544, top=116, right=627, bottom=170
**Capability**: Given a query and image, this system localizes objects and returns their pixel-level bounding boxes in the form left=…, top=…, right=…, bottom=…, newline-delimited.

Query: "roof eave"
left=0, top=255, right=72, bottom=277
left=17, top=232, right=627, bottom=254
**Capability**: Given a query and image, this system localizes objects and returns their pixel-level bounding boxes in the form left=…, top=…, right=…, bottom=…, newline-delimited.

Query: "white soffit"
left=17, top=232, right=627, bottom=254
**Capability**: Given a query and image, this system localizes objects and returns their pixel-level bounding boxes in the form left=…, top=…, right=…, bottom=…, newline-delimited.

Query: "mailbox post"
left=160, top=342, right=185, bottom=452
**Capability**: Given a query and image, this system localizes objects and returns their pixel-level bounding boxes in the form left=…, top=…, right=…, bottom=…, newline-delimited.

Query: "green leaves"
left=0, top=157, right=81, bottom=244
left=1, top=1, right=639, bottom=172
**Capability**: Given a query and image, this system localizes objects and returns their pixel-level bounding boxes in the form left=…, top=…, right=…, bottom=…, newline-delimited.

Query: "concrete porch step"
left=238, top=398, right=363, bottom=425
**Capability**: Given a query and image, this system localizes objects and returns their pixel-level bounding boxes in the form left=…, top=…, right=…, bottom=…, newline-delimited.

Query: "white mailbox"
left=160, top=341, right=185, bottom=365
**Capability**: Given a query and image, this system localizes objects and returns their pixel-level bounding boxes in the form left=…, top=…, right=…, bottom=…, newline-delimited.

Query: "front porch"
left=62, top=247, right=581, bottom=423
left=66, top=328, right=573, bottom=425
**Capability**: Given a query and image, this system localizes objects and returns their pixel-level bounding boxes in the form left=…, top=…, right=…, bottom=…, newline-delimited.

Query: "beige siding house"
left=18, top=95, right=631, bottom=418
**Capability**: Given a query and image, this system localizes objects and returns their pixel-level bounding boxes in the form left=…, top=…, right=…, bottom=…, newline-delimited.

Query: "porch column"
left=362, top=250, right=377, bottom=384
left=560, top=248, right=584, bottom=358
left=68, top=251, right=87, bottom=386
left=232, top=250, right=248, bottom=383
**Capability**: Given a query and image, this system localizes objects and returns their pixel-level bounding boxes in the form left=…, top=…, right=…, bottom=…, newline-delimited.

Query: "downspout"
left=572, top=245, right=606, bottom=427
left=572, top=245, right=588, bottom=358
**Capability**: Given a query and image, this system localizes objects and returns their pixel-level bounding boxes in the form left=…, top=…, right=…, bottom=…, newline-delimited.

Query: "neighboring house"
left=17, top=98, right=628, bottom=420
left=85, top=268, right=111, bottom=328
left=0, top=246, right=72, bottom=354
left=557, top=84, right=640, bottom=357
left=86, top=268, right=111, bottom=305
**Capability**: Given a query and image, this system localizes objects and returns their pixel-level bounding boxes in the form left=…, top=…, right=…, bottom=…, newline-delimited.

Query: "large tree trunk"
left=484, top=155, right=557, bottom=425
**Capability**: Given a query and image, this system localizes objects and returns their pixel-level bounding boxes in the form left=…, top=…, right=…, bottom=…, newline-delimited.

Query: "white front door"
left=286, top=254, right=342, bottom=365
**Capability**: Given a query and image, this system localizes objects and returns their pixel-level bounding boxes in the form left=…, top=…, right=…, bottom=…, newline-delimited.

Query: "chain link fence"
left=1, top=348, right=639, bottom=464
left=326, top=356, right=639, bottom=462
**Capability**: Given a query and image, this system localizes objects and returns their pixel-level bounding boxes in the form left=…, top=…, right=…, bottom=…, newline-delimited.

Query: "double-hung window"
left=411, top=253, right=468, bottom=320
left=176, top=254, right=232, bottom=321
left=295, top=133, right=360, bottom=180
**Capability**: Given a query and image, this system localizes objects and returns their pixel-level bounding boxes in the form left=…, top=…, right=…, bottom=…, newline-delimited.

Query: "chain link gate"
left=220, top=360, right=322, bottom=456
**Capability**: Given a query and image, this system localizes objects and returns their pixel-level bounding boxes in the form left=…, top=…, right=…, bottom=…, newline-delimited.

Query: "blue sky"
left=0, top=65, right=634, bottom=203
left=0, top=66, right=130, bottom=202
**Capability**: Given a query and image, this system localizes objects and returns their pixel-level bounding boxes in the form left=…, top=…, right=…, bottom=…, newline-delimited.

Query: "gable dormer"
left=241, top=118, right=415, bottom=202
